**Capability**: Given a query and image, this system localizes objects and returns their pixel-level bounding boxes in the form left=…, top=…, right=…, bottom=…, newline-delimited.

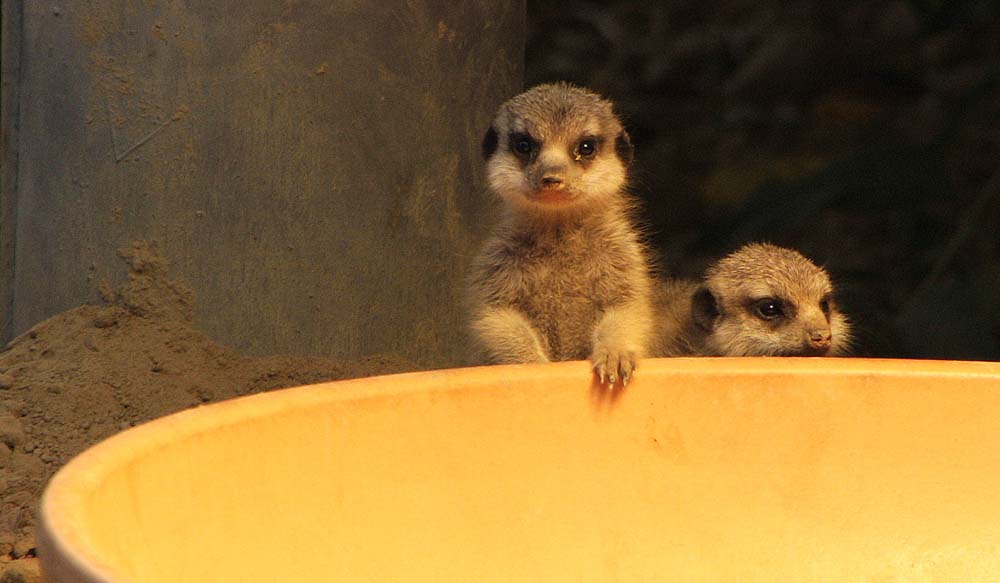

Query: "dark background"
left=525, top=0, right=1000, bottom=360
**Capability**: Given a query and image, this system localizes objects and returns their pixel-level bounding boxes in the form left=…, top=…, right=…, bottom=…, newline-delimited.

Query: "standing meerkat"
left=468, top=82, right=653, bottom=387
left=652, top=243, right=852, bottom=357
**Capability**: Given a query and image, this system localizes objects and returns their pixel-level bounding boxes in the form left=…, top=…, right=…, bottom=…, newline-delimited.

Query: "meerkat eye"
left=510, top=133, right=534, bottom=157
left=753, top=298, right=786, bottom=320
left=576, top=138, right=598, bottom=159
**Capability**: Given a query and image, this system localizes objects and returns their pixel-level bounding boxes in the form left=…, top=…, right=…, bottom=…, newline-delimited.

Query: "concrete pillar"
left=6, top=1, right=524, bottom=367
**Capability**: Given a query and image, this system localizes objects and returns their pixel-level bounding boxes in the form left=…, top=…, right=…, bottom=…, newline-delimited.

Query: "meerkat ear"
left=615, top=130, right=634, bottom=165
left=482, top=126, right=499, bottom=160
left=691, top=286, right=721, bottom=332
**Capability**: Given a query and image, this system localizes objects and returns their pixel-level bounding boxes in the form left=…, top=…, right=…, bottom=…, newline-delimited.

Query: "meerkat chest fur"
left=476, top=205, right=647, bottom=360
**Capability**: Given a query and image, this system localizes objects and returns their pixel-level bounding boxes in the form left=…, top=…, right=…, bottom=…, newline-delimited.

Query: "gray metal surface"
left=1, top=0, right=23, bottom=344
left=8, top=1, right=524, bottom=366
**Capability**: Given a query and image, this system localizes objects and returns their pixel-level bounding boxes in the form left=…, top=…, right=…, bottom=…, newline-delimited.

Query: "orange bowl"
left=38, top=358, right=1000, bottom=582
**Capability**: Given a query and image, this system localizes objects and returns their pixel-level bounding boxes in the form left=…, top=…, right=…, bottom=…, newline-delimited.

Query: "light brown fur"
left=469, top=83, right=653, bottom=386
left=652, top=243, right=852, bottom=357
left=650, top=277, right=703, bottom=356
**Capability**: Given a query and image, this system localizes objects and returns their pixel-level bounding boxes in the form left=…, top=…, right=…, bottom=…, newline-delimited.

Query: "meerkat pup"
left=468, top=82, right=653, bottom=387
left=652, top=243, right=851, bottom=356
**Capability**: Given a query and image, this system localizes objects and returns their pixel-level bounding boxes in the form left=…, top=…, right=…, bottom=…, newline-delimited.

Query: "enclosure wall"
left=6, top=0, right=524, bottom=365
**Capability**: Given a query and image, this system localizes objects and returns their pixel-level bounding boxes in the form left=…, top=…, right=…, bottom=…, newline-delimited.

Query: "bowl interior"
left=39, top=358, right=1000, bottom=582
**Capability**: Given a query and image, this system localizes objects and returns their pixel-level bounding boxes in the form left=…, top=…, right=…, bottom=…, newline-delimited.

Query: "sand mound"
left=0, top=242, right=419, bottom=575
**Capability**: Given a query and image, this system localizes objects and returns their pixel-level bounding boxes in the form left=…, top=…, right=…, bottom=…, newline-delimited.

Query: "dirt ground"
left=0, top=242, right=419, bottom=579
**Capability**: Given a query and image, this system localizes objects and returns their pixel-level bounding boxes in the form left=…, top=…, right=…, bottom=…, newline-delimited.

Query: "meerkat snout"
left=803, top=312, right=834, bottom=353
left=540, top=174, right=565, bottom=188
left=534, top=153, right=571, bottom=191
left=808, top=328, right=832, bottom=350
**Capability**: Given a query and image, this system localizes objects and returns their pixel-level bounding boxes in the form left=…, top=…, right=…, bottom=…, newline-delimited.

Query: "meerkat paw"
left=590, top=342, right=639, bottom=389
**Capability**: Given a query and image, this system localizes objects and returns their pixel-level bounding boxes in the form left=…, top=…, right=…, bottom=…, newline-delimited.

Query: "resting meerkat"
left=468, top=82, right=653, bottom=387
left=653, top=243, right=851, bottom=356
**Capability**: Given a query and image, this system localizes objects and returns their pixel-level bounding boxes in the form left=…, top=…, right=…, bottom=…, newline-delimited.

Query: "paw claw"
left=591, top=342, right=638, bottom=389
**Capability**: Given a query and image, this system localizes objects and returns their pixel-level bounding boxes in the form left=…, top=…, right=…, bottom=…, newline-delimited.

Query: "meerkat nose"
left=541, top=175, right=565, bottom=188
left=538, top=161, right=568, bottom=189
left=807, top=329, right=832, bottom=349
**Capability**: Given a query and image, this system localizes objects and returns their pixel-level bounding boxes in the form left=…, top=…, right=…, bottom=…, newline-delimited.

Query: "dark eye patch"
left=575, top=137, right=599, bottom=159
left=819, top=294, right=832, bottom=316
left=692, top=286, right=721, bottom=332
left=752, top=298, right=787, bottom=321
left=615, top=130, right=633, bottom=165
left=508, top=132, right=539, bottom=163
left=482, top=127, right=498, bottom=160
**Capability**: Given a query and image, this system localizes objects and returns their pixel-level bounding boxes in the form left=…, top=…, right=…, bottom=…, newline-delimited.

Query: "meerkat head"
left=481, top=82, right=634, bottom=214
left=692, top=243, right=852, bottom=357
